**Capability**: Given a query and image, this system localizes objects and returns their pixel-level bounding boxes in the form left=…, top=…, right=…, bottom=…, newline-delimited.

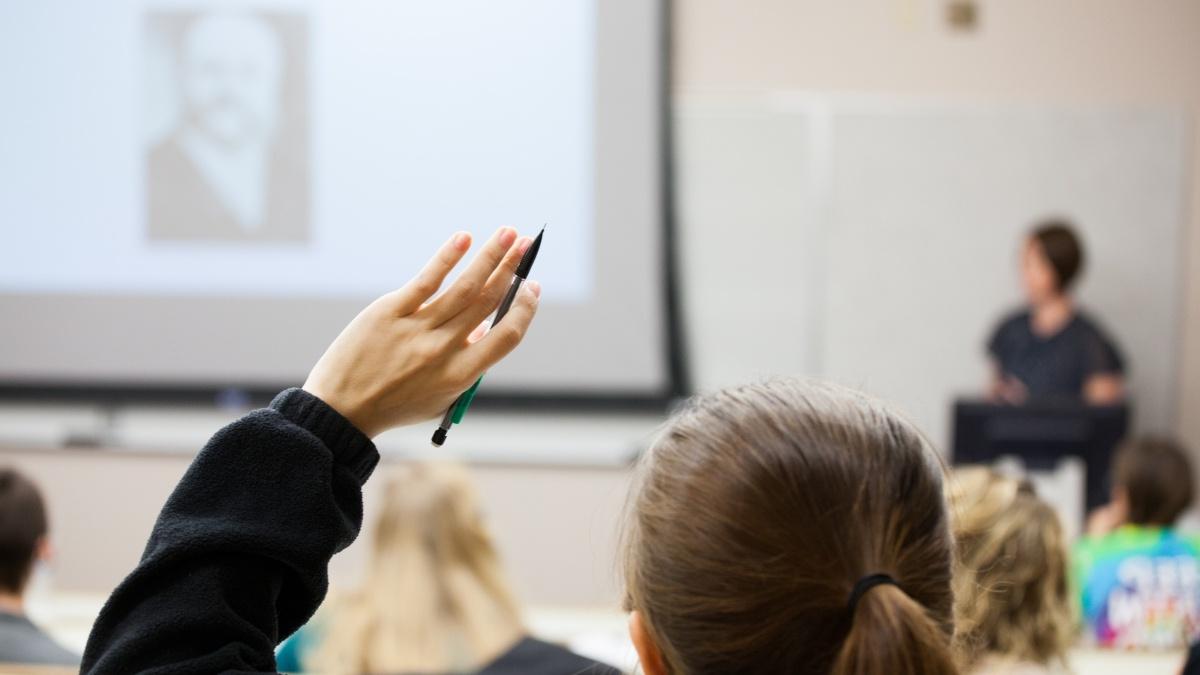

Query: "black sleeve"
left=1084, top=322, right=1126, bottom=377
left=81, top=388, right=379, bottom=675
left=986, top=315, right=1014, bottom=364
left=1184, top=641, right=1200, bottom=675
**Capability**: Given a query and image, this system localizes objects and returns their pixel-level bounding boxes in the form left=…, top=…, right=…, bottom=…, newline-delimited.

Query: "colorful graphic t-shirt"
left=1074, top=526, right=1200, bottom=649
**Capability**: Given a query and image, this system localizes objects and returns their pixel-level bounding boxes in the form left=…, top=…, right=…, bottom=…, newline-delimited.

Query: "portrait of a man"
left=145, top=11, right=310, bottom=243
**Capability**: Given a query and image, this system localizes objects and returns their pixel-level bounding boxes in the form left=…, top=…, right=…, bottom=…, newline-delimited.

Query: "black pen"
left=431, top=227, right=543, bottom=447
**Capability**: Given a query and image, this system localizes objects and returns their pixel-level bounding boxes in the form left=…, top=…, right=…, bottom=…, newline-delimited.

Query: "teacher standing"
left=988, top=220, right=1126, bottom=405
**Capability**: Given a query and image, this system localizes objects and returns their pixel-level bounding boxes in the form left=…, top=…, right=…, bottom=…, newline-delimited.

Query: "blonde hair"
left=948, top=468, right=1073, bottom=670
left=310, top=462, right=523, bottom=674
left=622, top=380, right=958, bottom=675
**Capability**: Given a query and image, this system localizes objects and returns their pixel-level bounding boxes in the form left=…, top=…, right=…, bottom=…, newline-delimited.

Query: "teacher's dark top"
left=988, top=309, right=1125, bottom=402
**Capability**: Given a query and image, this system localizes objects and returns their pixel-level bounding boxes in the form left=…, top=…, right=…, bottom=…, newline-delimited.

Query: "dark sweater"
left=987, top=309, right=1125, bottom=402
left=483, top=636, right=620, bottom=675
left=1185, top=642, right=1200, bottom=675
left=82, top=388, right=382, bottom=674
left=80, top=389, right=619, bottom=675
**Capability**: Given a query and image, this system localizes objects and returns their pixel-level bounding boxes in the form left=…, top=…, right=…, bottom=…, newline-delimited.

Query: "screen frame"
left=0, top=0, right=690, bottom=412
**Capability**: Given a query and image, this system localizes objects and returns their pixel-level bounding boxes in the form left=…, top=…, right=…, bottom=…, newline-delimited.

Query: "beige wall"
left=7, top=447, right=631, bottom=608
left=674, top=0, right=1200, bottom=449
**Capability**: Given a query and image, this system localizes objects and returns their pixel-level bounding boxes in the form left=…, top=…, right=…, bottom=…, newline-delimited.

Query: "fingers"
left=442, top=235, right=531, bottom=334
left=423, top=227, right=519, bottom=324
left=467, top=319, right=490, bottom=344
left=454, top=280, right=540, bottom=379
left=383, top=232, right=472, bottom=315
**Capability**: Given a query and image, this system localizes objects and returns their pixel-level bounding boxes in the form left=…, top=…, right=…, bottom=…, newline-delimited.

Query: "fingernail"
left=516, top=237, right=533, bottom=255
left=453, top=232, right=470, bottom=250
left=528, top=280, right=541, bottom=298
left=468, top=322, right=489, bottom=343
left=498, top=227, right=517, bottom=247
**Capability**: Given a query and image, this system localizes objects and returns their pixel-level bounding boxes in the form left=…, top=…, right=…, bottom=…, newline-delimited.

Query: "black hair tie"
left=846, top=573, right=899, bottom=616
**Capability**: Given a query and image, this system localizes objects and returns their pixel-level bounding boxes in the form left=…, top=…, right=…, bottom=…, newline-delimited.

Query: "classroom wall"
left=6, top=446, right=632, bottom=608
left=672, top=0, right=1200, bottom=451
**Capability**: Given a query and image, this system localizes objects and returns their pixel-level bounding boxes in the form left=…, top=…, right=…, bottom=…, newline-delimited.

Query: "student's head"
left=948, top=468, right=1072, bottom=669
left=1022, top=220, right=1084, bottom=304
left=313, top=462, right=521, bottom=674
left=1110, top=436, right=1194, bottom=527
left=622, top=380, right=957, bottom=675
left=0, top=468, right=50, bottom=597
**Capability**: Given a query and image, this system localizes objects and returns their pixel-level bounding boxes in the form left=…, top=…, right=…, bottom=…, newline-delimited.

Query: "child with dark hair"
left=1075, top=436, right=1200, bottom=649
left=0, top=468, right=78, bottom=666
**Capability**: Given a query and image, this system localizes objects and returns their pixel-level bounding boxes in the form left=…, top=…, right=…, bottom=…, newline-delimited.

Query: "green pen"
left=431, top=227, right=543, bottom=447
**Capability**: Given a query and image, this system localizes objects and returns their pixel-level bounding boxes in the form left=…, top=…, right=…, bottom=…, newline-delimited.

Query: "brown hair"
left=948, top=468, right=1073, bottom=670
left=622, top=380, right=957, bottom=675
left=0, top=468, right=48, bottom=594
left=1030, top=220, right=1084, bottom=291
left=1112, top=436, right=1194, bottom=527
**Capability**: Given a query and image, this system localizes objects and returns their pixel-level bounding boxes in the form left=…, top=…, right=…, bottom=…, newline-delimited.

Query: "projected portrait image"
left=144, top=11, right=309, bottom=243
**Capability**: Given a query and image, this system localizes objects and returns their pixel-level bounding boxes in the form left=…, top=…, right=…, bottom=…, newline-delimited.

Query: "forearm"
left=81, top=388, right=378, bottom=675
left=1084, top=373, right=1124, bottom=405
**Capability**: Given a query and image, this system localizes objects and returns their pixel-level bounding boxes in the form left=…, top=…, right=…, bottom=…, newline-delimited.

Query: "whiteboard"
left=675, top=96, right=1188, bottom=448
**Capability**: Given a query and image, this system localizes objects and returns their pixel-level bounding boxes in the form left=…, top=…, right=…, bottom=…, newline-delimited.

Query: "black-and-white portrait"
left=144, top=10, right=309, bottom=243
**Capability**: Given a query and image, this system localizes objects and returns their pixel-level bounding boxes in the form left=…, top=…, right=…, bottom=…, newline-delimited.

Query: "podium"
left=952, top=400, right=1130, bottom=512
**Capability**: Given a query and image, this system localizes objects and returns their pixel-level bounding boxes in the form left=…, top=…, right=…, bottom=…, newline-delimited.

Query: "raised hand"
left=303, top=227, right=540, bottom=437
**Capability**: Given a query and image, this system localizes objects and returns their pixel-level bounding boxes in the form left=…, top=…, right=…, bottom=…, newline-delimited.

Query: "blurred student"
left=79, top=231, right=956, bottom=674
left=949, top=468, right=1073, bottom=674
left=622, top=380, right=958, bottom=674
left=0, top=468, right=78, bottom=666
left=987, top=220, right=1125, bottom=405
left=278, top=463, right=618, bottom=675
left=1075, top=437, right=1200, bottom=649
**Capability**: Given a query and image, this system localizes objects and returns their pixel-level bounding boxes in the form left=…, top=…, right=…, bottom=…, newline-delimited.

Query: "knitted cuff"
left=270, top=388, right=379, bottom=485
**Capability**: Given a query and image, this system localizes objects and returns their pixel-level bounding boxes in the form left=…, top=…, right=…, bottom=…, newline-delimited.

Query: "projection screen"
left=0, top=0, right=681, bottom=404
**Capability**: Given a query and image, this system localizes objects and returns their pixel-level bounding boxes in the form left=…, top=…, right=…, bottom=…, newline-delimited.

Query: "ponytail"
left=620, top=381, right=958, bottom=675
left=833, top=585, right=959, bottom=675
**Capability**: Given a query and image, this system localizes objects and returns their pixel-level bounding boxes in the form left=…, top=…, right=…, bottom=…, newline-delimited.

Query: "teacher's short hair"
left=1112, top=437, right=1194, bottom=527
left=0, top=468, right=48, bottom=593
left=1031, top=220, right=1085, bottom=291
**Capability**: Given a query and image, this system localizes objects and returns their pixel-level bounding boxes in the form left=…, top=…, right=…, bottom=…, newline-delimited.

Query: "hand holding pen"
left=301, top=227, right=540, bottom=438
left=433, top=227, right=543, bottom=446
